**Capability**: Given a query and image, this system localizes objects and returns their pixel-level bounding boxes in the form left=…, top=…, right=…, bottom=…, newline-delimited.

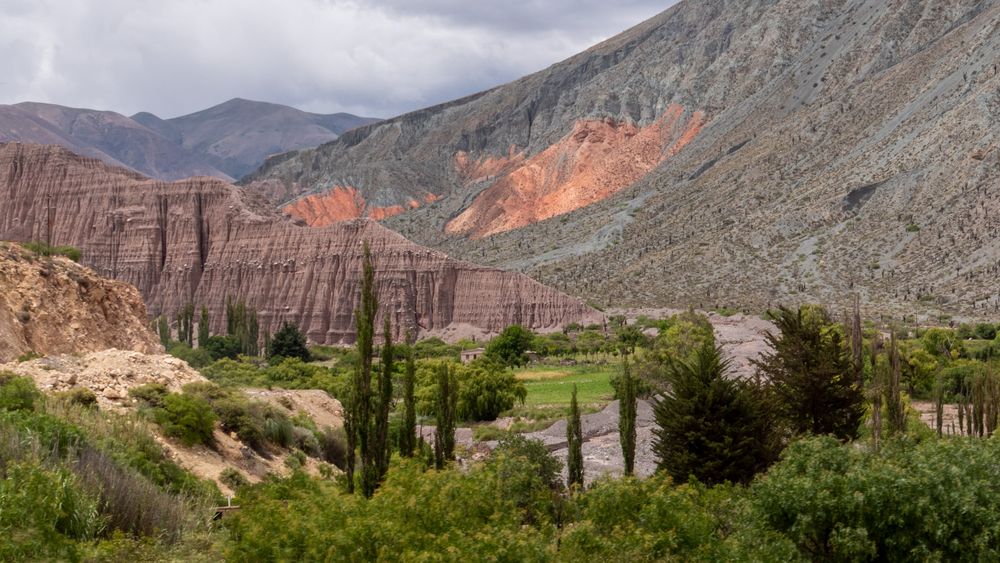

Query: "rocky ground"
left=0, top=242, right=161, bottom=363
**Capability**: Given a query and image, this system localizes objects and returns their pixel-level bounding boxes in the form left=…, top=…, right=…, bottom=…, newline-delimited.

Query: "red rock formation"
left=282, top=186, right=438, bottom=226
left=0, top=143, right=600, bottom=343
left=446, top=106, right=704, bottom=238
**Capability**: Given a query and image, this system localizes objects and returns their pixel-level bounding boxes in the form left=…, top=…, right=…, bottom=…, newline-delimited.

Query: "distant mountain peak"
left=0, top=99, right=380, bottom=180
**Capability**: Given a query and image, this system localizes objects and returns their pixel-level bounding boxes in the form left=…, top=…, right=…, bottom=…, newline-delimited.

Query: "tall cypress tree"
left=367, top=316, right=394, bottom=493
left=198, top=306, right=210, bottom=348
left=567, top=384, right=584, bottom=487
left=346, top=243, right=377, bottom=494
left=619, top=356, right=637, bottom=476
left=399, top=331, right=417, bottom=457
left=434, top=363, right=457, bottom=469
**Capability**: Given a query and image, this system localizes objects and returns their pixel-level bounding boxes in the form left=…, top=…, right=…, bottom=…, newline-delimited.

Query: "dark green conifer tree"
left=157, top=316, right=170, bottom=347
left=567, top=384, right=584, bottom=487
left=619, top=356, right=637, bottom=476
left=434, top=363, right=457, bottom=469
left=754, top=305, right=865, bottom=440
left=653, top=343, right=779, bottom=485
left=368, top=316, right=394, bottom=493
left=198, top=306, right=210, bottom=348
left=399, top=331, right=417, bottom=457
left=346, top=243, right=377, bottom=495
left=268, top=322, right=311, bottom=362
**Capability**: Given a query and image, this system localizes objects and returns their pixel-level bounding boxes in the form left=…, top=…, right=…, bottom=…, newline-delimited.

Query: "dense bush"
left=201, top=335, right=243, bottom=361
left=268, top=322, right=311, bottom=362
left=20, top=241, right=82, bottom=262
left=153, top=393, right=217, bottom=447
left=0, top=372, right=42, bottom=411
left=753, top=436, right=1000, bottom=561
left=56, top=387, right=98, bottom=409
left=166, top=342, right=213, bottom=368
left=485, top=325, right=536, bottom=367
left=456, top=364, right=526, bottom=421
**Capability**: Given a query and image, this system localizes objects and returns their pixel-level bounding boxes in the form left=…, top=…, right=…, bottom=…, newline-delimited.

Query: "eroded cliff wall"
left=0, top=143, right=601, bottom=343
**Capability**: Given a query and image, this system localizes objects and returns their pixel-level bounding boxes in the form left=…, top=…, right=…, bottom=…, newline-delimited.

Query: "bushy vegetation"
left=19, top=240, right=82, bottom=262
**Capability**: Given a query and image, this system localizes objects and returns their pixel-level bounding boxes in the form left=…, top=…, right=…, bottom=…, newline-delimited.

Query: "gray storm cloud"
left=0, top=0, right=675, bottom=118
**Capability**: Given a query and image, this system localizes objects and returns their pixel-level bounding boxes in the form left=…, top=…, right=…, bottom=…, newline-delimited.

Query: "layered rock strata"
left=0, top=143, right=601, bottom=343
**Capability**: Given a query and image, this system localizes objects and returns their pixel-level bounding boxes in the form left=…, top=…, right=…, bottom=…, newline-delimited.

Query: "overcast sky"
left=0, top=0, right=677, bottom=119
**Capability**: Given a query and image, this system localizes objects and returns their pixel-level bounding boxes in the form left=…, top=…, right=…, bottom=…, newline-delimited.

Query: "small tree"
left=157, top=316, right=171, bottom=347
left=268, top=322, right=311, bottom=362
left=399, top=332, right=417, bottom=458
left=653, top=343, right=779, bottom=485
left=485, top=325, right=535, bottom=367
left=567, top=384, right=584, bottom=488
left=434, top=363, right=457, bottom=469
left=198, top=306, right=210, bottom=348
left=754, top=306, right=865, bottom=440
left=619, top=356, right=637, bottom=476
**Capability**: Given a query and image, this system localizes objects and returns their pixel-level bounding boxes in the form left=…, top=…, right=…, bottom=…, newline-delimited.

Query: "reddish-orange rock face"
left=282, top=186, right=436, bottom=226
left=0, top=143, right=602, bottom=344
left=446, top=106, right=703, bottom=238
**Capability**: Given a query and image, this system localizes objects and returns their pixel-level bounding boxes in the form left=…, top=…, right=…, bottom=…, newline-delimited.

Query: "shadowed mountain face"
left=0, top=99, right=378, bottom=181
left=0, top=143, right=600, bottom=344
left=249, top=0, right=1000, bottom=320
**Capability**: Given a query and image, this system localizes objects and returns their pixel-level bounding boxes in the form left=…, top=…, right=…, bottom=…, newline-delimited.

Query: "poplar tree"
left=434, top=363, right=457, bottom=469
left=619, top=356, right=637, bottom=476
left=346, top=243, right=377, bottom=495
left=399, top=331, right=417, bottom=457
left=567, top=384, right=584, bottom=487
left=368, top=316, right=394, bottom=493
left=157, top=316, right=170, bottom=347
left=198, top=306, right=210, bottom=347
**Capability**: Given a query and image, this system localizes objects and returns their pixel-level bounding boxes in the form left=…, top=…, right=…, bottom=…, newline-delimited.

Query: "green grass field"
left=514, top=363, right=617, bottom=407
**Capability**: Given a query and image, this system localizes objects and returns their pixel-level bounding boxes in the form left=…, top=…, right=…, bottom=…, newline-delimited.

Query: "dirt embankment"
left=0, top=242, right=161, bottom=362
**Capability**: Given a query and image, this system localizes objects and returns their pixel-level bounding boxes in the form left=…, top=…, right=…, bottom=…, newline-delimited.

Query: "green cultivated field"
left=515, top=363, right=617, bottom=407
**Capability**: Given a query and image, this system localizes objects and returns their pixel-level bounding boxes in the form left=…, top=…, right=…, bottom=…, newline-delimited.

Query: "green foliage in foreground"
left=223, top=434, right=1000, bottom=562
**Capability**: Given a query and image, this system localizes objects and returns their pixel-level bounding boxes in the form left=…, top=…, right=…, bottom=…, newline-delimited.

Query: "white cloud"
left=0, top=0, right=675, bottom=117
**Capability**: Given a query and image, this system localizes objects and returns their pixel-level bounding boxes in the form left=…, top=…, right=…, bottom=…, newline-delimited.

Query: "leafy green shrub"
left=56, top=387, right=98, bottom=409
left=201, top=358, right=265, bottom=387
left=17, top=351, right=41, bottom=362
left=456, top=364, right=526, bottom=421
left=154, top=393, right=217, bottom=447
left=202, top=335, right=243, bottom=361
left=220, top=468, right=250, bottom=491
left=0, top=372, right=41, bottom=412
left=20, top=241, right=82, bottom=262
left=166, top=341, right=213, bottom=368
left=264, top=416, right=295, bottom=448
left=317, top=426, right=349, bottom=470
left=129, top=383, right=169, bottom=409
left=752, top=436, right=1000, bottom=561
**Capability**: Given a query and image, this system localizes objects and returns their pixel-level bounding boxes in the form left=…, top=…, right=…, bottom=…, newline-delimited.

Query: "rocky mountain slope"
left=248, top=0, right=1000, bottom=320
left=0, top=99, right=378, bottom=181
left=0, top=242, right=161, bottom=362
left=0, top=143, right=600, bottom=344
